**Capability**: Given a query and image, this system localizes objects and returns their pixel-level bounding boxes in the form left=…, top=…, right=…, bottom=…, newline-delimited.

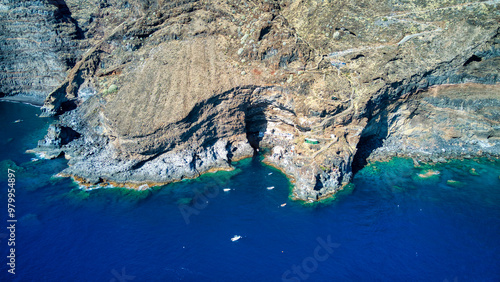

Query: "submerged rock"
left=446, top=180, right=464, bottom=188
left=417, top=170, right=441, bottom=179
left=469, top=168, right=480, bottom=176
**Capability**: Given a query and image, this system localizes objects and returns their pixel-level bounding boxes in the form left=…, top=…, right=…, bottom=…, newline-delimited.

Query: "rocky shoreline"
left=362, top=84, right=500, bottom=164
left=2, top=0, right=499, bottom=201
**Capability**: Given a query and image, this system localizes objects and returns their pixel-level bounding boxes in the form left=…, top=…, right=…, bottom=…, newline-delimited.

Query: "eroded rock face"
left=365, top=84, right=500, bottom=164
left=0, top=0, right=83, bottom=104
left=6, top=0, right=500, bottom=201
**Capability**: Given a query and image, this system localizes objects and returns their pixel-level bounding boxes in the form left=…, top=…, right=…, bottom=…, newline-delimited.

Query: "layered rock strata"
left=365, top=83, right=500, bottom=164
left=0, top=0, right=83, bottom=104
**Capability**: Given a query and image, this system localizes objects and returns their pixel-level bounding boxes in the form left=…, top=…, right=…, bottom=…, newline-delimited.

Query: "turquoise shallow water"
left=0, top=101, right=499, bottom=281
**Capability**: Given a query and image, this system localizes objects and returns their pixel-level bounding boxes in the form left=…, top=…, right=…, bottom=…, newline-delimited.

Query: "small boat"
left=267, top=186, right=275, bottom=190
left=223, top=188, right=231, bottom=192
left=30, top=158, right=39, bottom=162
left=231, top=235, right=241, bottom=242
left=268, top=172, right=273, bottom=175
left=280, top=203, right=287, bottom=207
left=13, top=119, right=23, bottom=123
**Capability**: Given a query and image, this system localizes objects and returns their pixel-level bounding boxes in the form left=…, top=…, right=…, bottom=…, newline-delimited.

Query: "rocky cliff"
left=0, top=0, right=84, bottom=104
left=6, top=0, right=500, bottom=201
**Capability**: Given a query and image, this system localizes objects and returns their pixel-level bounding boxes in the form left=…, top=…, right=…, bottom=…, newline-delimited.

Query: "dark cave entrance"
left=351, top=113, right=389, bottom=175
left=244, top=102, right=269, bottom=154
left=351, top=133, right=385, bottom=175
left=313, top=174, right=324, bottom=191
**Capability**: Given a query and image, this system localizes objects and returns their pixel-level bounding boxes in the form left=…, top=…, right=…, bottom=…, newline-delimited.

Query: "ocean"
left=0, top=101, right=499, bottom=281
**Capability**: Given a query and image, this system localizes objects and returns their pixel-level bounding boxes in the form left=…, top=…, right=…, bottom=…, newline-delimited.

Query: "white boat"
left=223, top=188, right=231, bottom=192
left=268, top=172, right=273, bottom=175
left=267, top=186, right=275, bottom=190
left=231, top=235, right=241, bottom=242
left=280, top=203, right=287, bottom=207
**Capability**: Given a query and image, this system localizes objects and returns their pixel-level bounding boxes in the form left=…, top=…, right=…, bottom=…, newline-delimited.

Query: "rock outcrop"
left=4, top=0, right=499, bottom=201
left=364, top=83, right=500, bottom=164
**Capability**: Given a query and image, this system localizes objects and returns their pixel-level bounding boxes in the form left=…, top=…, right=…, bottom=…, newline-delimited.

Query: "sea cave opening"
left=244, top=102, right=269, bottom=155
left=351, top=113, right=389, bottom=175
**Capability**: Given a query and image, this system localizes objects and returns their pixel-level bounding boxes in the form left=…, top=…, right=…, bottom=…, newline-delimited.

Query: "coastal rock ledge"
left=3, top=0, right=499, bottom=201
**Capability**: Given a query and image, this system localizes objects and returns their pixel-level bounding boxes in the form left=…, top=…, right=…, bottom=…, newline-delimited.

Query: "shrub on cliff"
left=103, top=84, right=118, bottom=95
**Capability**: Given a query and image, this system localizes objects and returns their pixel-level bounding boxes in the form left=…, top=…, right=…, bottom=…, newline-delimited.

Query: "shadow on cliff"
left=50, top=0, right=85, bottom=41
left=244, top=101, right=269, bottom=154
left=134, top=85, right=268, bottom=161
left=181, top=85, right=269, bottom=156
left=351, top=109, right=390, bottom=175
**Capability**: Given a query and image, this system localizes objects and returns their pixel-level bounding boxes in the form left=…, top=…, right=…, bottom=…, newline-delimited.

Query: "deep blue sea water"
left=0, top=101, right=499, bottom=281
